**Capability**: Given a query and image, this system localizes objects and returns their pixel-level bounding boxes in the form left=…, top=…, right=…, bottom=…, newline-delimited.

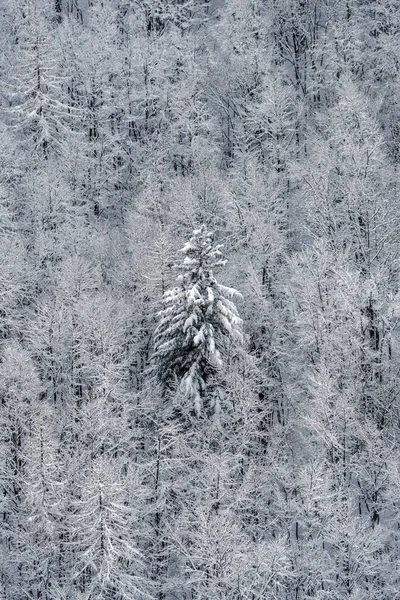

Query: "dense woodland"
left=1, top=0, right=400, bottom=598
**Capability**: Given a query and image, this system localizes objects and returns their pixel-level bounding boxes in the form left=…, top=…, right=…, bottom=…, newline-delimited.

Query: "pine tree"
left=151, top=225, right=243, bottom=415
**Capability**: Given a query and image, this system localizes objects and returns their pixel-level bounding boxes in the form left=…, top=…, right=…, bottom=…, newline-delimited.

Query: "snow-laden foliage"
left=152, top=225, right=243, bottom=413
left=1, top=0, right=400, bottom=598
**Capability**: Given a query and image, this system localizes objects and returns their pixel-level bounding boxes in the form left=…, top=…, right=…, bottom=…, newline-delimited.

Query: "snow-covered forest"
left=1, top=0, right=400, bottom=597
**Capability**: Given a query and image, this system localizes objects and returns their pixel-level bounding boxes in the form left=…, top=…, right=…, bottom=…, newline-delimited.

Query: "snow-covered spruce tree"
left=151, top=225, right=243, bottom=415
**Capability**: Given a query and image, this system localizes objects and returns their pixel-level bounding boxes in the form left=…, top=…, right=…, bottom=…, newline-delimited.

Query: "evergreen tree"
left=151, top=225, right=243, bottom=414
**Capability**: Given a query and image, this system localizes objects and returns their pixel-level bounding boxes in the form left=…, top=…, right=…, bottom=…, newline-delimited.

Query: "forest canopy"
left=0, top=0, right=400, bottom=598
